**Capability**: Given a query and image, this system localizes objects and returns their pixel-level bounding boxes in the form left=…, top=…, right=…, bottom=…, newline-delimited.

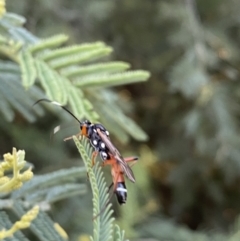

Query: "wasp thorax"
left=82, top=122, right=112, bottom=162
left=100, top=142, right=105, bottom=148
left=92, top=139, right=98, bottom=146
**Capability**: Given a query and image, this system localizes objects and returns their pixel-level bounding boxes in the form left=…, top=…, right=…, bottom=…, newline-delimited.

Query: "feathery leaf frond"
left=36, top=60, right=68, bottom=104
left=0, top=60, right=45, bottom=122
left=73, top=136, right=114, bottom=241
left=113, top=225, right=127, bottom=241
left=0, top=211, right=30, bottom=241
left=0, top=206, right=39, bottom=240
left=74, top=70, right=150, bottom=88
left=0, top=11, right=149, bottom=140
left=29, top=34, right=68, bottom=54
left=1, top=12, right=26, bottom=26
left=13, top=202, right=67, bottom=241
left=62, top=62, right=130, bottom=78
left=24, top=183, right=87, bottom=203
left=48, top=46, right=112, bottom=70
left=19, top=49, right=37, bottom=89
left=12, top=166, right=86, bottom=200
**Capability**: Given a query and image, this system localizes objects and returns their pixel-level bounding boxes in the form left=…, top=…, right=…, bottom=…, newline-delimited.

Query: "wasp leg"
left=85, top=151, right=99, bottom=181
left=91, top=151, right=98, bottom=167
left=123, top=156, right=138, bottom=167
left=124, top=156, right=138, bottom=163
left=63, top=136, right=74, bottom=141
left=63, top=132, right=81, bottom=142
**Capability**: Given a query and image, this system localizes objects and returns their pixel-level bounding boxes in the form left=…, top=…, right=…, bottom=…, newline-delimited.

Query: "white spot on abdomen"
left=116, top=187, right=127, bottom=192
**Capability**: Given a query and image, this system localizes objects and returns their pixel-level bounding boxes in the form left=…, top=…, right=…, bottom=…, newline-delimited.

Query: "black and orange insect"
left=102, top=153, right=138, bottom=204
left=33, top=99, right=136, bottom=183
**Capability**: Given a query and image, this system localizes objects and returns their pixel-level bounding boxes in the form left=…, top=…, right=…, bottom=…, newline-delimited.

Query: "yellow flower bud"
left=15, top=220, right=30, bottom=229
left=20, top=169, right=33, bottom=182
left=0, top=176, right=10, bottom=185
left=0, top=161, right=12, bottom=170
left=12, top=181, right=23, bottom=190
left=3, top=153, right=14, bottom=163
left=0, top=0, right=6, bottom=18
left=78, top=234, right=91, bottom=241
left=54, top=223, right=68, bottom=240
left=16, top=206, right=39, bottom=229
left=0, top=229, right=7, bottom=239
left=21, top=206, right=39, bottom=222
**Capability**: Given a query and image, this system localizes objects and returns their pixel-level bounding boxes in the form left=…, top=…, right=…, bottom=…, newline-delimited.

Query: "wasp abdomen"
left=115, top=182, right=127, bottom=204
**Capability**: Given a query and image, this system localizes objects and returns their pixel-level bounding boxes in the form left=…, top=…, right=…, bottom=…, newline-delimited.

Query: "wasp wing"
left=96, top=128, right=135, bottom=183
left=114, top=154, right=136, bottom=183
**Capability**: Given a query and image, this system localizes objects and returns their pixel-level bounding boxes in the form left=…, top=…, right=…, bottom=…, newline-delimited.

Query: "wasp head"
left=80, top=120, right=92, bottom=136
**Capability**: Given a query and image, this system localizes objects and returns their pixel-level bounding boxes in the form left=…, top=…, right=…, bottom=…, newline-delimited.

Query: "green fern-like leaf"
left=113, top=225, right=128, bottom=241
left=0, top=90, right=14, bottom=121
left=67, top=85, right=99, bottom=121
left=12, top=201, right=67, bottom=241
left=73, top=136, right=114, bottom=241
left=0, top=12, right=149, bottom=141
left=19, top=49, right=37, bottom=89
left=0, top=211, right=30, bottom=241
left=29, top=34, right=68, bottom=54
left=1, top=13, right=26, bottom=26
left=36, top=60, right=68, bottom=104
left=48, top=46, right=112, bottom=70
left=0, top=60, right=45, bottom=122
left=74, top=70, right=150, bottom=88
left=41, top=42, right=105, bottom=62
left=24, top=183, right=86, bottom=203
left=0, top=76, right=37, bottom=122
left=62, top=61, right=130, bottom=78
left=0, top=13, right=38, bottom=44
left=93, top=98, right=147, bottom=141
left=12, top=166, right=86, bottom=201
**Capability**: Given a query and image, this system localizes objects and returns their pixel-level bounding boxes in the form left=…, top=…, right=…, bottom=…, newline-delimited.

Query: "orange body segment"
left=81, top=125, right=88, bottom=136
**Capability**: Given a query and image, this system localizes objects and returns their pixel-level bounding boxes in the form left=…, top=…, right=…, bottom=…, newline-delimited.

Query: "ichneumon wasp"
left=92, top=153, right=138, bottom=219
left=102, top=153, right=138, bottom=204
left=33, top=99, right=136, bottom=184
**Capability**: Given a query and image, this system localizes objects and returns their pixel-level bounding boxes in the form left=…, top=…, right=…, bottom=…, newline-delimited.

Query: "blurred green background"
left=3, top=0, right=240, bottom=240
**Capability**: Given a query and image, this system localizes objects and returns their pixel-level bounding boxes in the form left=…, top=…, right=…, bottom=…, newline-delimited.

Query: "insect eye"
left=83, top=120, right=91, bottom=125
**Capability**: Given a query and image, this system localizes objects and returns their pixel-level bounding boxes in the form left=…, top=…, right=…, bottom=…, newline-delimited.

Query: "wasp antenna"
left=33, top=98, right=82, bottom=125
left=33, top=98, right=52, bottom=107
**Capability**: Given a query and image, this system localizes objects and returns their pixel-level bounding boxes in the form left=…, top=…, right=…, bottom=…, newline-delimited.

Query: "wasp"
left=34, top=99, right=136, bottom=183
left=92, top=153, right=137, bottom=219
left=102, top=153, right=138, bottom=204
